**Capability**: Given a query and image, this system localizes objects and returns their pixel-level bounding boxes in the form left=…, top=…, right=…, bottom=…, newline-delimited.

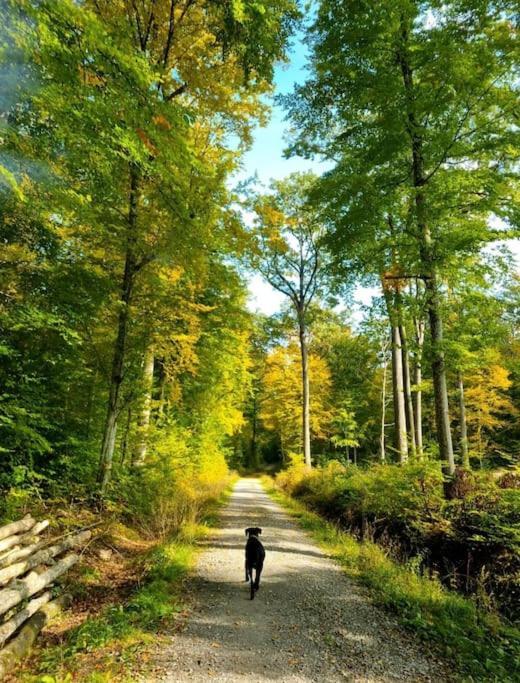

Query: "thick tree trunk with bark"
left=425, top=271, right=455, bottom=473
left=98, top=165, right=141, bottom=495
left=398, top=25, right=455, bottom=475
left=132, top=344, right=155, bottom=467
left=298, top=314, right=311, bottom=468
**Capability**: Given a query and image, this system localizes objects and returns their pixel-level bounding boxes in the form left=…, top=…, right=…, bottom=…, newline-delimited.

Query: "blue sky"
left=241, top=33, right=519, bottom=319
left=238, top=33, right=338, bottom=316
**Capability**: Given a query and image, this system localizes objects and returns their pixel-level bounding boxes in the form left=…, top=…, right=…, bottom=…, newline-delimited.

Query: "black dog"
left=245, top=527, right=265, bottom=599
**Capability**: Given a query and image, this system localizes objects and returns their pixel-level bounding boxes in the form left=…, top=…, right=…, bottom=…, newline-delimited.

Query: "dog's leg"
left=245, top=560, right=249, bottom=582
left=254, top=563, right=262, bottom=590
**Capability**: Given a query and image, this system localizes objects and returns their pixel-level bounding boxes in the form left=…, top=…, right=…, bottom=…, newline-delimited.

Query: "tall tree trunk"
left=413, top=314, right=425, bottom=458
left=391, top=325, right=408, bottom=463
left=425, top=272, right=455, bottom=473
left=155, top=359, right=167, bottom=418
left=399, top=322, right=416, bottom=457
left=120, top=406, right=132, bottom=466
left=298, top=313, right=311, bottom=468
left=250, top=392, right=259, bottom=469
left=97, top=165, right=140, bottom=495
left=398, top=24, right=455, bottom=475
left=132, top=345, right=155, bottom=467
left=380, top=344, right=388, bottom=463
left=458, top=372, right=469, bottom=468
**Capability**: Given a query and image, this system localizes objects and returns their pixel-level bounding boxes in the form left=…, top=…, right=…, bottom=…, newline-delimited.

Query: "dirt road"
left=158, top=478, right=450, bottom=682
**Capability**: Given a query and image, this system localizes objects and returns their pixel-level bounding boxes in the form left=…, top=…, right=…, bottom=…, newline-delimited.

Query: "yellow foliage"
left=261, top=342, right=333, bottom=454
left=464, top=354, right=516, bottom=456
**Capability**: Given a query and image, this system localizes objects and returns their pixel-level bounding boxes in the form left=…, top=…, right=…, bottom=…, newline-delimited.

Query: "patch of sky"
left=239, top=28, right=519, bottom=324
left=239, top=31, right=373, bottom=324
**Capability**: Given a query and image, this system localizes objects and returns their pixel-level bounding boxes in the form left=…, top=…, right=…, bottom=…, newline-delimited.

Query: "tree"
left=0, top=0, right=298, bottom=500
left=330, top=399, right=359, bottom=464
left=86, top=0, right=297, bottom=494
left=260, top=342, right=332, bottom=460
left=252, top=173, right=329, bottom=467
left=464, top=352, right=516, bottom=464
left=444, top=257, right=518, bottom=467
left=284, top=0, right=519, bottom=477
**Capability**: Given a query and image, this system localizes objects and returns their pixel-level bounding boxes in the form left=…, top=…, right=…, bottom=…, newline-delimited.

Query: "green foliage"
left=122, top=428, right=234, bottom=538
left=267, top=481, right=520, bottom=682
left=37, top=538, right=194, bottom=675
left=275, top=461, right=520, bottom=622
left=0, top=0, right=298, bottom=500
left=34, top=489, right=231, bottom=680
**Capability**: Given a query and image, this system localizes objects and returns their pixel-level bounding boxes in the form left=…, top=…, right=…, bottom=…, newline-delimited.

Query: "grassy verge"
left=262, top=477, right=520, bottom=683
left=19, top=487, right=233, bottom=683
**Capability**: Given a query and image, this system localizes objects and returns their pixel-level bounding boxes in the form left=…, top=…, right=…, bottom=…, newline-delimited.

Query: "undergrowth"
left=263, top=477, right=520, bottom=683
left=20, top=488, right=233, bottom=683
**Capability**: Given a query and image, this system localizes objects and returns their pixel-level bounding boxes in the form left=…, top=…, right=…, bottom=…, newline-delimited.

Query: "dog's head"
left=245, top=527, right=262, bottom=537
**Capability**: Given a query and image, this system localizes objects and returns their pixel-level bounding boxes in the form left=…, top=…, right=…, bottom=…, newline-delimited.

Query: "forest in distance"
left=0, top=0, right=519, bottom=680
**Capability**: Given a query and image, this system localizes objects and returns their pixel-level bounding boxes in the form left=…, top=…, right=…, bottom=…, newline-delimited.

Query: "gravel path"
left=157, top=478, right=451, bottom=682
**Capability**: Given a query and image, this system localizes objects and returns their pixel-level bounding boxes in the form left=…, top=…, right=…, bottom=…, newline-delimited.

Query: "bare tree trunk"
left=132, top=345, right=155, bottom=467
left=380, top=345, right=388, bottom=463
left=98, top=165, right=141, bottom=495
left=154, top=359, right=167, bottom=419
left=391, top=325, right=408, bottom=463
left=0, top=594, right=71, bottom=679
left=399, top=323, right=416, bottom=456
left=398, top=26, right=454, bottom=475
left=0, top=517, right=34, bottom=542
left=413, top=314, right=425, bottom=458
left=458, top=372, right=469, bottom=468
left=298, top=313, right=311, bottom=468
left=426, top=273, right=455, bottom=473
left=250, top=393, right=259, bottom=469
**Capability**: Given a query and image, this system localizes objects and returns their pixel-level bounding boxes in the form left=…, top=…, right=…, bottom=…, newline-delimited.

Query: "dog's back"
left=244, top=527, right=265, bottom=596
left=246, top=535, right=265, bottom=566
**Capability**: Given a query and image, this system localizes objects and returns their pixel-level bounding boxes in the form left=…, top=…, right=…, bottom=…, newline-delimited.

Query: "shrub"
left=275, top=462, right=520, bottom=621
left=121, top=423, right=232, bottom=538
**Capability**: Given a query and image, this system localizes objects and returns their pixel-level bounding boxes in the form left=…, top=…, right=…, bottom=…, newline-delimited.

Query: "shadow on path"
left=156, top=479, right=451, bottom=683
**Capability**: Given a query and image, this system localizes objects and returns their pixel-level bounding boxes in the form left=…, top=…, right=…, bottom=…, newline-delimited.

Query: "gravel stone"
left=154, top=478, right=453, bottom=682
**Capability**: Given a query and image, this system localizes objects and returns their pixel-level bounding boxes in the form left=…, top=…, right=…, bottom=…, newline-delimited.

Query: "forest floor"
left=150, top=478, right=452, bottom=682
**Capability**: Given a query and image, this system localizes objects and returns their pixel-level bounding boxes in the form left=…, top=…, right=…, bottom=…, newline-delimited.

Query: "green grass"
left=262, top=478, right=520, bottom=683
left=26, top=485, right=235, bottom=682
left=30, top=533, right=204, bottom=682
